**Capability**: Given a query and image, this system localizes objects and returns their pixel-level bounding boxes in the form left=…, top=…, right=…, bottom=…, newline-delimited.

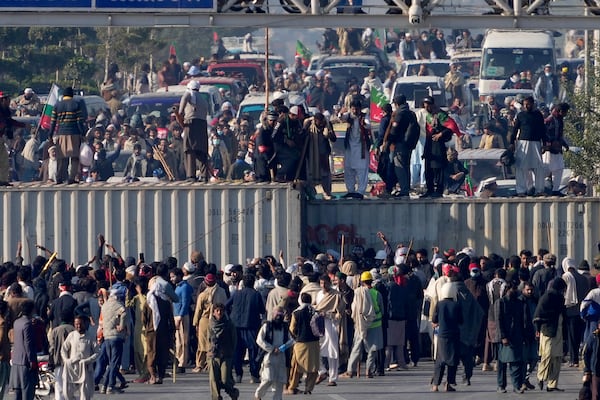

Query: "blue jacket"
left=227, top=287, right=265, bottom=330
left=173, top=280, right=193, bottom=317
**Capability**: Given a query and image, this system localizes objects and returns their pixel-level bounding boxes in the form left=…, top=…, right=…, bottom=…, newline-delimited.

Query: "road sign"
left=0, top=0, right=214, bottom=11
left=95, top=0, right=214, bottom=10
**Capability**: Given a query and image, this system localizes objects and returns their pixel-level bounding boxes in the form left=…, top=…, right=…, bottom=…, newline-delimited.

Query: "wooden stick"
left=340, top=234, right=345, bottom=264
left=153, top=145, right=175, bottom=181
left=41, top=252, right=57, bottom=274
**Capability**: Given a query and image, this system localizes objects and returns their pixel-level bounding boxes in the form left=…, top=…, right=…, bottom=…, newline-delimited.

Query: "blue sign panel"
left=96, top=0, right=213, bottom=10
left=0, top=0, right=91, bottom=7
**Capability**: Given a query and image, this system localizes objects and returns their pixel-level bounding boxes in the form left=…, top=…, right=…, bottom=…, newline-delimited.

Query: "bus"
left=478, top=30, right=556, bottom=96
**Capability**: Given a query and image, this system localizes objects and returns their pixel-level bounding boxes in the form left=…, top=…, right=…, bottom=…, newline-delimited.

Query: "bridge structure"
left=0, top=0, right=599, bottom=29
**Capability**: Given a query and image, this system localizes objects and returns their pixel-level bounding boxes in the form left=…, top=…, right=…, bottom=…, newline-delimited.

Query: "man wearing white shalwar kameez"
left=315, top=275, right=345, bottom=386
left=61, top=317, right=99, bottom=400
left=255, top=307, right=293, bottom=400
left=341, top=100, right=372, bottom=197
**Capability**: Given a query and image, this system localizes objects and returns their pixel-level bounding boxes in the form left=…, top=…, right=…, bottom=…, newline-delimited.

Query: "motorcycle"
left=35, top=355, right=55, bottom=400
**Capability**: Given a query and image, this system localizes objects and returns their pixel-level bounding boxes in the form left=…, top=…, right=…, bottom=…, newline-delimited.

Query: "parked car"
left=236, top=91, right=309, bottom=127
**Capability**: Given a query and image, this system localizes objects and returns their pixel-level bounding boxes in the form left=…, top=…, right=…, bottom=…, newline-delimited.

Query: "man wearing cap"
left=49, top=87, right=86, bottom=184
left=303, top=112, right=337, bottom=200
left=534, top=64, right=558, bottom=108
left=360, top=68, right=383, bottom=100
left=420, top=96, right=452, bottom=198
left=12, top=88, right=41, bottom=117
left=341, top=271, right=383, bottom=378
left=272, top=105, right=304, bottom=182
left=399, top=33, right=417, bottom=61
left=444, top=63, right=465, bottom=107
left=170, top=268, right=193, bottom=374
left=341, top=100, right=372, bottom=199
left=48, top=281, right=77, bottom=329
left=192, top=273, right=227, bottom=373
left=179, top=80, right=210, bottom=182
left=252, top=110, right=277, bottom=182
left=532, top=253, right=557, bottom=299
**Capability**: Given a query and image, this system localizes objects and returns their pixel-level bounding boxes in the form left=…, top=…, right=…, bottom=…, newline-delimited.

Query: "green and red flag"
left=40, top=83, right=61, bottom=130
left=370, top=86, right=388, bottom=123
left=464, top=161, right=474, bottom=196
left=426, top=111, right=462, bottom=137
left=295, top=40, right=312, bottom=68
left=373, top=29, right=383, bottom=49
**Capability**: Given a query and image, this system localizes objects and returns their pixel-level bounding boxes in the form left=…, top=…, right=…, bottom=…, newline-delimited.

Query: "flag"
left=369, top=86, right=387, bottom=123
left=464, top=161, right=474, bottom=196
left=169, top=44, right=177, bottom=57
left=430, top=111, right=463, bottom=137
left=40, top=83, right=61, bottom=130
left=295, top=40, right=312, bottom=68
left=373, top=29, right=383, bottom=49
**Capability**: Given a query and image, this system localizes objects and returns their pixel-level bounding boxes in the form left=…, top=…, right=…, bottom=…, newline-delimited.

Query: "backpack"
left=309, top=309, right=325, bottom=337
left=405, top=111, right=420, bottom=150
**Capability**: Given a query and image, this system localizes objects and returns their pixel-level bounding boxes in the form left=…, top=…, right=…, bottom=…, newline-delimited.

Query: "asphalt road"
left=69, top=359, right=584, bottom=400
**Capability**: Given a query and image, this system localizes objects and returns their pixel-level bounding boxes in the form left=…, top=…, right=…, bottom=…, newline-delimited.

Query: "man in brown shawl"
left=302, top=113, right=337, bottom=200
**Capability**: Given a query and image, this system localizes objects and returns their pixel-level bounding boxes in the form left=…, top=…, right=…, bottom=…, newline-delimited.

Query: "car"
left=391, top=76, right=449, bottom=110
left=223, top=52, right=288, bottom=71
left=236, top=91, right=309, bottom=127
left=123, top=86, right=223, bottom=125
left=320, top=63, right=373, bottom=91
left=179, top=76, right=248, bottom=109
left=397, top=59, right=451, bottom=78
left=318, top=54, right=388, bottom=77
left=206, top=60, right=269, bottom=88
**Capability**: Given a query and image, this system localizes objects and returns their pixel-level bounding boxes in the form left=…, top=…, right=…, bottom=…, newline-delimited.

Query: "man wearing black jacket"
left=510, top=96, right=548, bottom=197
left=227, top=274, right=265, bottom=384
left=383, top=95, right=419, bottom=197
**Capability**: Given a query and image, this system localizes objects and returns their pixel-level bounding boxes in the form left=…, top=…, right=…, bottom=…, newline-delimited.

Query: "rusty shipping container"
left=305, top=197, right=600, bottom=263
left=0, top=182, right=302, bottom=268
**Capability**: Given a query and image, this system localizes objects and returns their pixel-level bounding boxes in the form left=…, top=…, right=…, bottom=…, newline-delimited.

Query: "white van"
left=479, top=30, right=556, bottom=96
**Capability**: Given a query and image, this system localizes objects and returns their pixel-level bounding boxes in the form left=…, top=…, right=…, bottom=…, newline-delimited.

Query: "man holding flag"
left=49, top=86, right=86, bottom=184
left=420, top=96, right=453, bottom=198
left=295, top=41, right=312, bottom=69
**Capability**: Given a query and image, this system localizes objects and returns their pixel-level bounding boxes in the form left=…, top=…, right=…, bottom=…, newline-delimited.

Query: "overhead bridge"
left=1, top=0, right=600, bottom=28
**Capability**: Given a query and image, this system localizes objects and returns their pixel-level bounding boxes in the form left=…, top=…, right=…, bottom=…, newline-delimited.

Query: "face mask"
left=94, top=152, right=99, bottom=161
left=217, top=130, right=223, bottom=136
left=470, top=271, right=479, bottom=278
left=212, top=139, right=220, bottom=146
left=545, top=72, right=551, bottom=77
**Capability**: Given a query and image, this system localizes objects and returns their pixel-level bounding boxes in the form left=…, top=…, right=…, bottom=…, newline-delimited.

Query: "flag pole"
left=265, top=27, right=270, bottom=109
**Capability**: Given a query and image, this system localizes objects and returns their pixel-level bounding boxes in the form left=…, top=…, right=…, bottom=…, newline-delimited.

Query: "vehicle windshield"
left=238, top=104, right=265, bottom=126
left=210, top=66, right=261, bottom=86
left=454, top=60, right=480, bottom=78
left=393, top=82, right=445, bottom=105
left=480, top=48, right=553, bottom=79
left=403, top=63, right=449, bottom=77
left=126, top=93, right=211, bottom=120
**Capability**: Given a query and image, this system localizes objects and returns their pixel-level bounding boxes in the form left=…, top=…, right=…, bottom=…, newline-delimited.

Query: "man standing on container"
left=179, top=80, right=210, bottom=182
left=48, top=86, right=86, bottom=184
left=420, top=96, right=452, bottom=198
left=341, top=100, right=372, bottom=199
left=510, top=96, right=547, bottom=197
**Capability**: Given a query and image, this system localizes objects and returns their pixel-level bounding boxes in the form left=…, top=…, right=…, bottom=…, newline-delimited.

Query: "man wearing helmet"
left=179, top=80, right=210, bottom=182
left=341, top=271, right=383, bottom=379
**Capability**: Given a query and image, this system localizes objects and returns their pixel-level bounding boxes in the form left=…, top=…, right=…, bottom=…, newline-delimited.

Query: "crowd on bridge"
left=0, top=233, right=599, bottom=399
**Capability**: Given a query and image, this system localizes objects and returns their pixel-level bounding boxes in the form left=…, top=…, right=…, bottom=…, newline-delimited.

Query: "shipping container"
left=0, top=182, right=302, bottom=269
left=305, top=197, right=600, bottom=263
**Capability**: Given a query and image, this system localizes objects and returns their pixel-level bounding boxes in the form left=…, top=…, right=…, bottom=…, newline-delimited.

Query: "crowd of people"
left=1, top=233, right=600, bottom=399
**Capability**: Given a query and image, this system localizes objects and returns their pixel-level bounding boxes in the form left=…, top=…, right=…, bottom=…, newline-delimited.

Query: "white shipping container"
left=305, top=197, right=600, bottom=263
left=0, top=182, right=302, bottom=269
